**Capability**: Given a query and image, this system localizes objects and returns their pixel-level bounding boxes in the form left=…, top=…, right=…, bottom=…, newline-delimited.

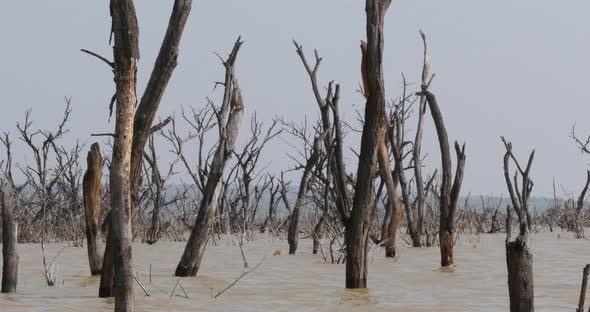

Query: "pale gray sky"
left=1, top=1, right=589, bottom=196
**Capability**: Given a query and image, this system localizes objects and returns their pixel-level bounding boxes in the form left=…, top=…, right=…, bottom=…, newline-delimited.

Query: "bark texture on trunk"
left=344, top=0, right=391, bottom=289
left=1, top=190, right=18, bottom=293
left=109, top=0, right=140, bottom=310
left=99, top=0, right=193, bottom=297
left=175, top=39, right=244, bottom=277
left=506, top=237, right=534, bottom=312
left=82, top=143, right=103, bottom=275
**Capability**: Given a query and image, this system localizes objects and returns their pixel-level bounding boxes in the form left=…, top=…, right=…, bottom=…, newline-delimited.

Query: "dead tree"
left=142, top=135, right=181, bottom=244
left=87, top=0, right=193, bottom=298
left=361, top=39, right=402, bottom=258
left=343, top=0, right=391, bottom=288
left=412, top=31, right=466, bottom=266
left=577, top=264, right=590, bottom=312
left=0, top=135, right=21, bottom=293
left=1, top=188, right=18, bottom=293
left=502, top=137, right=535, bottom=312
left=285, top=127, right=328, bottom=254
left=232, top=116, right=281, bottom=233
left=105, top=0, right=142, bottom=309
left=573, top=171, right=590, bottom=238
left=175, top=38, right=245, bottom=277
left=260, top=176, right=280, bottom=234
left=291, top=0, right=391, bottom=288
left=82, top=143, right=103, bottom=275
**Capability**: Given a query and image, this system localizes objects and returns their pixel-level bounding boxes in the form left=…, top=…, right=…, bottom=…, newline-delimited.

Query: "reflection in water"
left=0, top=232, right=587, bottom=311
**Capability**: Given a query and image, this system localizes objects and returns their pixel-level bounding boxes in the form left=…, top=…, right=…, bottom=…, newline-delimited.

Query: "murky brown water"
left=1, top=232, right=588, bottom=311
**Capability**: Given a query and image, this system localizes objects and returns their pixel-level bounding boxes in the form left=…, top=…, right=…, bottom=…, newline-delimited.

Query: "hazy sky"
left=1, top=1, right=589, bottom=196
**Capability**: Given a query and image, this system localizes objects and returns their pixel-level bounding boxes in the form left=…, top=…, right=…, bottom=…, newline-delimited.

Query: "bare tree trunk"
left=288, top=132, right=326, bottom=254
left=384, top=199, right=402, bottom=257
left=99, top=226, right=115, bottom=298
left=98, top=0, right=192, bottom=295
left=344, top=0, right=391, bottom=289
left=108, top=1, right=140, bottom=310
left=1, top=190, right=18, bottom=293
left=502, top=138, right=535, bottom=312
left=506, top=235, right=534, bottom=312
left=175, top=39, right=244, bottom=277
left=576, top=264, right=590, bottom=312
left=82, top=143, right=103, bottom=275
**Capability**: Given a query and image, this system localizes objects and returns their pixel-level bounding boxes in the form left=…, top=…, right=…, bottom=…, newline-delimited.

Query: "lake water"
left=0, top=232, right=588, bottom=311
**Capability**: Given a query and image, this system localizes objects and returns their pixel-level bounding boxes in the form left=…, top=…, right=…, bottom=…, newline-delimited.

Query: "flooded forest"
left=1, top=1, right=590, bottom=311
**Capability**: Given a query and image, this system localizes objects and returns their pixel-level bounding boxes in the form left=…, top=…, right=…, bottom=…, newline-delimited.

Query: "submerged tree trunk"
left=108, top=0, right=140, bottom=310
left=506, top=236, right=534, bottom=312
left=1, top=190, right=18, bottom=293
left=99, top=226, right=115, bottom=298
left=502, top=138, right=535, bottom=312
left=384, top=199, right=402, bottom=258
left=288, top=131, right=326, bottom=254
left=344, top=0, right=391, bottom=289
left=175, top=39, right=244, bottom=277
left=82, top=143, right=103, bottom=275
left=98, top=0, right=193, bottom=295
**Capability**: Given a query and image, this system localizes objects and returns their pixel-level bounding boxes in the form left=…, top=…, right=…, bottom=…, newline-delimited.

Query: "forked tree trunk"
left=344, top=0, right=391, bottom=289
left=175, top=39, right=244, bottom=277
left=420, top=91, right=466, bottom=267
left=109, top=0, right=140, bottom=310
left=99, top=0, right=192, bottom=295
left=1, top=190, right=18, bottom=293
left=82, top=143, right=103, bottom=275
left=502, top=138, right=535, bottom=312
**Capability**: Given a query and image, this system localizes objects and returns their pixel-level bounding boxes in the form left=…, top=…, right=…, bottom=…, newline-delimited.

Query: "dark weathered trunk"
left=109, top=1, right=140, bottom=310
left=98, top=227, right=115, bottom=298
left=1, top=190, right=18, bottom=293
left=175, top=39, right=244, bottom=277
left=82, top=143, right=103, bottom=275
left=421, top=91, right=466, bottom=267
left=502, top=138, right=535, bottom=312
left=344, top=0, right=391, bottom=289
left=577, top=264, right=590, bottom=312
left=506, top=237, right=534, bottom=312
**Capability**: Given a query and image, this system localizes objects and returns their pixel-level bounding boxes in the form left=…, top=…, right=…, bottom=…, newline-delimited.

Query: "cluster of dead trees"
left=3, top=1, right=590, bottom=312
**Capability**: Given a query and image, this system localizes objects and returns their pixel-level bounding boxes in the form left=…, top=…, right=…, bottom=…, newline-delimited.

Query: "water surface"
left=1, top=232, right=587, bottom=311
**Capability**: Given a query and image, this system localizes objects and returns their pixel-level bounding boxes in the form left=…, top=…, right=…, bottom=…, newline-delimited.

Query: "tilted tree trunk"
left=99, top=226, right=116, bottom=298
left=376, top=136, right=401, bottom=258
left=384, top=199, right=402, bottom=258
left=99, top=0, right=193, bottom=297
left=287, top=130, right=327, bottom=254
left=344, top=0, right=391, bottom=289
left=108, top=0, right=140, bottom=310
left=502, top=137, right=535, bottom=312
left=1, top=189, right=18, bottom=293
left=175, top=39, right=244, bottom=277
left=82, top=143, right=103, bottom=275
left=419, top=91, right=466, bottom=268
